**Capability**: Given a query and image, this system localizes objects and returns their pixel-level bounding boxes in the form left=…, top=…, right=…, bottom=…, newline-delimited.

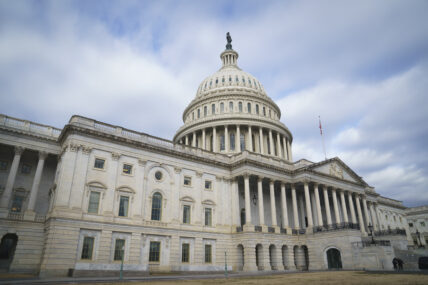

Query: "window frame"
left=204, top=244, right=212, bottom=263
left=204, top=180, right=212, bottom=191
left=204, top=207, right=213, bottom=227
left=151, top=192, right=163, bottom=221
left=149, top=241, right=161, bottom=263
left=118, top=195, right=130, bottom=217
left=113, top=238, right=126, bottom=261
left=93, top=157, right=106, bottom=171
left=87, top=190, right=101, bottom=214
left=122, top=163, right=133, bottom=175
left=182, top=205, right=191, bottom=224
left=183, top=176, right=192, bottom=187
left=181, top=243, right=190, bottom=263
left=81, top=236, right=95, bottom=260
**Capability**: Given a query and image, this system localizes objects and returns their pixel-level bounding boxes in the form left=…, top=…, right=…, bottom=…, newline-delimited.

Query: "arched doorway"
left=0, top=234, right=18, bottom=271
left=237, top=244, right=244, bottom=271
left=326, top=248, right=342, bottom=269
left=269, top=244, right=277, bottom=270
left=282, top=245, right=288, bottom=270
left=255, top=244, right=264, bottom=270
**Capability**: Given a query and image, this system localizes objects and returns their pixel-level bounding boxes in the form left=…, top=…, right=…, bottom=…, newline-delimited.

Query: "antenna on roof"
left=319, top=115, right=327, bottom=160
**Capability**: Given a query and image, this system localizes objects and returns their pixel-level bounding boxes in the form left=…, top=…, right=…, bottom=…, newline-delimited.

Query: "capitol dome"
left=174, top=34, right=293, bottom=161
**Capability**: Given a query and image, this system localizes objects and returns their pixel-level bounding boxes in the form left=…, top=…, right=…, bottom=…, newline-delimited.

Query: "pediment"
left=307, top=157, right=367, bottom=185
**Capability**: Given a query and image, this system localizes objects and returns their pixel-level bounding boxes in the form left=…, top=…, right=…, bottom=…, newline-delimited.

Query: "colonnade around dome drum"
left=231, top=175, right=383, bottom=235
left=177, top=125, right=293, bottom=161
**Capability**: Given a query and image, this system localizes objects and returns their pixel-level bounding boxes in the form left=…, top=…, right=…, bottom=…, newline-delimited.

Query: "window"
left=267, top=138, right=271, bottom=154
left=151, top=193, right=162, bottom=221
left=230, top=133, right=235, bottom=151
left=256, top=104, right=259, bottom=114
left=235, top=76, right=239, bottom=82
left=118, top=196, right=129, bottom=217
left=229, top=76, right=231, bottom=82
left=240, top=134, right=245, bottom=151
left=182, top=243, right=190, bottom=263
left=211, top=104, right=215, bottom=114
left=88, top=191, right=100, bottom=213
left=205, top=244, right=212, bottom=263
left=10, top=195, right=24, bottom=213
left=242, top=76, right=245, bottom=83
left=215, top=78, right=218, bottom=84
left=114, top=239, right=125, bottom=261
left=247, top=103, right=251, bottom=113
left=204, top=106, right=207, bottom=116
left=222, top=77, right=225, bottom=83
left=197, top=109, right=200, bottom=118
left=0, top=161, right=7, bottom=171
left=269, top=109, right=271, bottom=118
left=21, top=164, right=31, bottom=174
left=81, top=236, right=94, bottom=260
left=155, top=171, right=163, bottom=181
left=238, top=102, right=243, bottom=112
left=205, top=208, right=212, bottom=226
left=184, top=176, right=192, bottom=186
left=409, top=223, right=414, bottom=227
left=263, top=107, right=266, bottom=116
left=220, top=102, right=224, bottom=113
left=205, top=180, right=212, bottom=190
left=229, top=102, right=233, bottom=112
left=183, top=205, right=191, bottom=224
left=220, top=134, right=225, bottom=151
left=94, top=158, right=105, bottom=169
left=421, top=222, right=426, bottom=227
left=122, top=164, right=132, bottom=175
left=192, top=112, right=194, bottom=120
left=149, top=241, right=160, bottom=262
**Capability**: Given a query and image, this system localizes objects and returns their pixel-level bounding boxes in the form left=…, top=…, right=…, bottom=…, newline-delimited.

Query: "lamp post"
left=368, top=223, right=375, bottom=244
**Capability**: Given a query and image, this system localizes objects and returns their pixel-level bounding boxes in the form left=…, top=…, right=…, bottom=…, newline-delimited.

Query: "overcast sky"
left=1, top=0, right=427, bottom=207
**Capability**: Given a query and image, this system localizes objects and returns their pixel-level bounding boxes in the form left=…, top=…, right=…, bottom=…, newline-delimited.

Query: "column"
left=314, top=183, right=323, bottom=226
left=282, top=137, right=288, bottom=160
left=259, top=128, right=264, bottom=155
left=369, top=202, right=378, bottom=230
left=332, top=188, right=341, bottom=224
left=212, top=127, right=217, bottom=152
left=0, top=146, right=24, bottom=212
left=323, top=186, right=332, bottom=225
left=362, top=197, right=371, bottom=229
left=269, top=129, right=274, bottom=155
left=257, top=177, right=265, bottom=226
left=236, top=125, right=241, bottom=152
left=192, top=132, right=196, bottom=147
left=248, top=126, right=253, bottom=152
left=287, top=139, right=293, bottom=161
left=185, top=135, right=189, bottom=145
left=26, top=151, right=48, bottom=212
left=280, top=183, right=288, bottom=228
left=202, top=129, right=206, bottom=150
left=231, top=178, right=240, bottom=226
left=276, top=133, right=282, bottom=158
left=374, top=203, right=382, bottom=230
left=348, top=192, right=357, bottom=224
left=269, top=180, right=277, bottom=227
left=304, top=181, right=313, bottom=227
left=225, top=126, right=229, bottom=152
left=340, top=190, right=349, bottom=223
left=291, top=184, right=299, bottom=229
left=244, top=175, right=252, bottom=226
left=355, top=195, right=366, bottom=234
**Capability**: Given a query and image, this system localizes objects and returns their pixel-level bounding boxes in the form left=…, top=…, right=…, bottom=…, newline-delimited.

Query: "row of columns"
left=236, top=176, right=382, bottom=235
left=181, top=125, right=293, bottom=161
left=0, top=146, right=49, bottom=218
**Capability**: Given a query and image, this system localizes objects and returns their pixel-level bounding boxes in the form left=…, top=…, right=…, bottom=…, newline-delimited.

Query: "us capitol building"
left=0, top=35, right=427, bottom=276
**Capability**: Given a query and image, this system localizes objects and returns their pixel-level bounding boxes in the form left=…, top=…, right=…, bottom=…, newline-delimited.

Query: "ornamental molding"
left=329, top=163, right=344, bottom=179
left=111, top=152, right=121, bottom=160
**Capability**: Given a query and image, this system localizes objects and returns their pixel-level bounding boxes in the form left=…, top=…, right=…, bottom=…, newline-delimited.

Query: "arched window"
left=256, top=104, right=259, bottom=114
left=211, top=104, right=215, bottom=114
left=238, top=102, right=243, bottom=112
left=220, top=102, right=224, bottom=113
left=247, top=103, right=251, bottom=113
left=151, top=193, right=162, bottom=221
left=230, top=133, right=235, bottom=151
left=197, top=109, right=200, bottom=118
left=220, top=134, right=225, bottom=151
left=263, top=107, right=266, bottom=116
left=204, top=106, right=207, bottom=117
left=229, top=102, right=234, bottom=112
left=240, top=134, right=245, bottom=151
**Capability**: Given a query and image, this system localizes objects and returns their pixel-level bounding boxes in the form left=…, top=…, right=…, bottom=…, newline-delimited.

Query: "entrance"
left=0, top=234, right=18, bottom=271
left=326, top=248, right=342, bottom=269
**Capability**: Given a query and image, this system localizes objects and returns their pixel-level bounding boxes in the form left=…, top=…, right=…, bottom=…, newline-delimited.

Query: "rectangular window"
left=183, top=205, right=191, bottom=224
left=211, top=104, right=215, bottom=114
left=230, top=133, right=235, bottom=151
left=220, top=102, right=224, bottom=113
left=88, top=191, right=100, bottom=214
left=204, top=106, right=207, bottom=116
left=205, top=244, right=212, bottom=263
left=220, top=135, right=225, bottom=151
left=205, top=208, right=212, bottom=227
left=21, top=164, right=31, bottom=174
left=81, top=236, right=94, bottom=260
left=0, top=161, right=7, bottom=171
left=114, top=239, right=125, bottom=261
left=198, top=109, right=200, bottom=118
left=118, top=196, right=129, bottom=217
left=122, top=164, right=132, bottom=175
left=184, top=176, right=192, bottom=186
left=256, top=104, right=259, bottom=114
left=247, top=103, right=251, bottom=113
left=239, top=102, right=243, bottom=112
left=182, top=243, right=190, bottom=263
left=229, top=102, right=233, bottom=112
left=94, top=158, right=105, bottom=169
left=149, top=241, right=161, bottom=262
left=10, top=195, right=24, bottom=213
left=205, top=180, right=212, bottom=190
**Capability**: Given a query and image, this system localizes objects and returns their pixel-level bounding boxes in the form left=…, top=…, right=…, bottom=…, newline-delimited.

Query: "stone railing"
left=7, top=212, right=23, bottom=221
left=374, top=228, right=407, bottom=236
left=0, top=114, right=61, bottom=139
left=292, top=228, right=306, bottom=235
left=314, top=223, right=360, bottom=233
left=268, top=227, right=275, bottom=233
left=353, top=240, right=391, bottom=248
left=255, top=225, right=262, bottom=232
left=69, top=115, right=229, bottom=163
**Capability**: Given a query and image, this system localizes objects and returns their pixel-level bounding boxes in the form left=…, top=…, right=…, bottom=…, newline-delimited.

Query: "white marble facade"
left=0, top=41, right=424, bottom=276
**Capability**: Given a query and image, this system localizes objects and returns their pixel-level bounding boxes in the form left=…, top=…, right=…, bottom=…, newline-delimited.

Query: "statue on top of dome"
left=226, top=32, right=232, bottom=50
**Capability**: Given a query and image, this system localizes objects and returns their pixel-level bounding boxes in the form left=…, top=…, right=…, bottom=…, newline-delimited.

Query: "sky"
left=1, top=0, right=427, bottom=207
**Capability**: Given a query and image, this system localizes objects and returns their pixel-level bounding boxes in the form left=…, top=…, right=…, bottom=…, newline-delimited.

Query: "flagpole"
left=319, top=116, right=327, bottom=160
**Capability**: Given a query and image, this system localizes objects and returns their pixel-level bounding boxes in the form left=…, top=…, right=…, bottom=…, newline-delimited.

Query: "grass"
left=76, top=271, right=428, bottom=285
